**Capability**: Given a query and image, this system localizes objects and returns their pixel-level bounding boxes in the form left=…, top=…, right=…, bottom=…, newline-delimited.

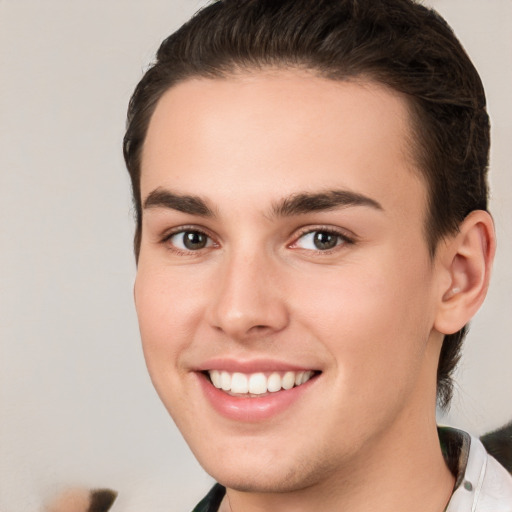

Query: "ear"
left=434, top=210, right=496, bottom=335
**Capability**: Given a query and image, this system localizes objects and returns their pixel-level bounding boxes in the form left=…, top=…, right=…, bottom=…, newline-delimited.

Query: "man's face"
left=135, top=71, right=445, bottom=492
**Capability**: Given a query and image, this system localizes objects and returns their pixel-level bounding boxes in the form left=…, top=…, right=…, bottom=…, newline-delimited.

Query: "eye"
left=167, top=230, right=214, bottom=251
left=293, top=229, right=349, bottom=251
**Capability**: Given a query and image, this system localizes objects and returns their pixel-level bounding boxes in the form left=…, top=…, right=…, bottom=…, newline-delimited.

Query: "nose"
left=207, top=250, right=289, bottom=340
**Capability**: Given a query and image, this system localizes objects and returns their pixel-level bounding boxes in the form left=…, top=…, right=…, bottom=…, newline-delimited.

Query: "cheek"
left=295, top=252, right=435, bottom=384
left=297, top=269, right=435, bottom=443
left=133, top=266, right=214, bottom=426
left=134, top=267, right=206, bottom=378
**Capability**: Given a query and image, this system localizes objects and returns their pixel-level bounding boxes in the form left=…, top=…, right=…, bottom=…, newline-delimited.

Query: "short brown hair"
left=123, top=0, right=490, bottom=408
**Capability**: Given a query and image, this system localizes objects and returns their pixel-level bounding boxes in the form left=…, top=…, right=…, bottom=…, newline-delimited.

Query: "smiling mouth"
left=205, top=370, right=319, bottom=397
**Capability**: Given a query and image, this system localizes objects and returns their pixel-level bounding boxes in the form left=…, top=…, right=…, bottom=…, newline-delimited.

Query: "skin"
left=134, top=70, right=494, bottom=511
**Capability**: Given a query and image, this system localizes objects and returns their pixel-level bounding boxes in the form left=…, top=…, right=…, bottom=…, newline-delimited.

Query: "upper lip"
left=195, top=358, right=319, bottom=374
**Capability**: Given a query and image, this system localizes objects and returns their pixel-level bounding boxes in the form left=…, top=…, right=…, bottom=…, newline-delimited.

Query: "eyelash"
left=160, top=226, right=356, bottom=255
left=160, top=226, right=218, bottom=256
left=289, top=226, right=356, bottom=254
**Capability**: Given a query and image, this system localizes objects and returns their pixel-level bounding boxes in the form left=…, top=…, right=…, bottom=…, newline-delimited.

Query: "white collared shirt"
left=445, top=430, right=512, bottom=511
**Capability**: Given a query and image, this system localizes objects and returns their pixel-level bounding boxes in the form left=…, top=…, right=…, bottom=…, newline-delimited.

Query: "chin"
left=196, top=443, right=336, bottom=494
left=212, top=469, right=313, bottom=494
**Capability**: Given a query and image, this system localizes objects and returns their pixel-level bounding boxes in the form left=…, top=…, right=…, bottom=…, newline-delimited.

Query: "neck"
left=221, top=420, right=454, bottom=512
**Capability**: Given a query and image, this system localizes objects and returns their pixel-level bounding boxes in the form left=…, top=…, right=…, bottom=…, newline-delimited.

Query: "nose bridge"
left=209, top=243, right=288, bottom=338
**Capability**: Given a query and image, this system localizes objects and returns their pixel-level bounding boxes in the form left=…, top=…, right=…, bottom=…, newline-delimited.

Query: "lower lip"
left=197, top=373, right=317, bottom=422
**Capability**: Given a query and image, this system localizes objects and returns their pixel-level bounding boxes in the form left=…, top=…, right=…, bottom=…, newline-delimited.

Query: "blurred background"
left=1, top=1, right=510, bottom=510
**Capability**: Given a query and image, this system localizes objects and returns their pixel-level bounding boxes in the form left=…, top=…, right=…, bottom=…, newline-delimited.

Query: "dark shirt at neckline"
left=192, top=483, right=226, bottom=512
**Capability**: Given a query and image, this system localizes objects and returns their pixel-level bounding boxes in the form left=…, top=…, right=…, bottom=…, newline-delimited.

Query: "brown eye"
left=183, top=231, right=208, bottom=250
left=169, top=230, right=212, bottom=251
left=312, top=231, right=339, bottom=250
left=294, top=230, right=348, bottom=251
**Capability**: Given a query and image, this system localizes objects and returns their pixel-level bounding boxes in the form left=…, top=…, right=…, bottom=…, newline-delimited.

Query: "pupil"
left=314, top=231, right=337, bottom=250
left=184, top=231, right=206, bottom=250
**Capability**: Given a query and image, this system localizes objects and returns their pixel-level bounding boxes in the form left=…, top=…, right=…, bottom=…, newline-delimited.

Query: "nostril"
left=248, top=324, right=274, bottom=335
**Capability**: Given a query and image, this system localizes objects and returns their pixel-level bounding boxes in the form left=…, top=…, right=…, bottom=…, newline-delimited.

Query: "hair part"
left=123, top=0, right=490, bottom=408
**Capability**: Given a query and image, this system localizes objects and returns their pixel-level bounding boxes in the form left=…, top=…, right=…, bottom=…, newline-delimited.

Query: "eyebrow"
left=271, top=190, right=383, bottom=217
left=142, top=187, right=383, bottom=218
left=143, top=188, right=215, bottom=217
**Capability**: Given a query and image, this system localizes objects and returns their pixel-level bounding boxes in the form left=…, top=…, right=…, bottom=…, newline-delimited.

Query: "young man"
left=122, top=0, right=512, bottom=510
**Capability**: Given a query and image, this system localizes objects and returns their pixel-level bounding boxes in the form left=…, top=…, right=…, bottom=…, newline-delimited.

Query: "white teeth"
left=210, top=370, right=221, bottom=388
left=220, top=371, right=231, bottom=391
left=301, top=371, right=312, bottom=384
left=231, top=372, right=249, bottom=394
left=282, top=371, right=295, bottom=390
left=248, top=373, right=267, bottom=395
left=207, top=369, right=316, bottom=395
left=267, top=372, right=282, bottom=392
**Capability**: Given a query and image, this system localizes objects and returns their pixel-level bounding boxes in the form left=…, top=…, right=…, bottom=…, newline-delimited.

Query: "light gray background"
left=1, top=1, right=510, bottom=511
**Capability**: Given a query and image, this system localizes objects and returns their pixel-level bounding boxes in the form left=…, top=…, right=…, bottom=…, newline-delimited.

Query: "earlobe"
left=434, top=210, right=496, bottom=335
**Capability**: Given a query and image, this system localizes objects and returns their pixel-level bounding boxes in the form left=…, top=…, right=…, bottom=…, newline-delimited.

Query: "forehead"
left=141, top=70, right=426, bottom=217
